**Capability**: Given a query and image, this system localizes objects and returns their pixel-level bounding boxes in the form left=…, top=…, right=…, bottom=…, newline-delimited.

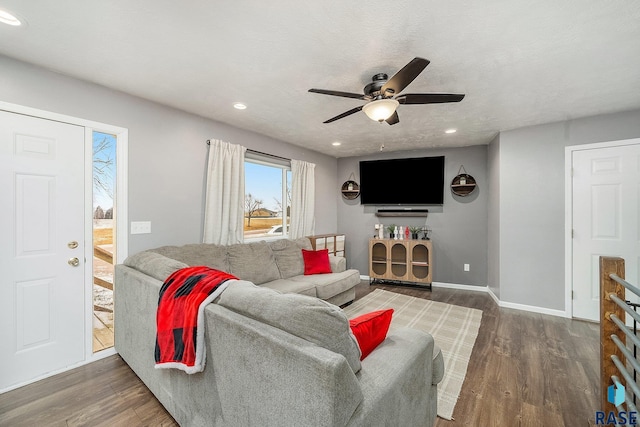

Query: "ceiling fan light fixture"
left=362, top=99, right=399, bottom=122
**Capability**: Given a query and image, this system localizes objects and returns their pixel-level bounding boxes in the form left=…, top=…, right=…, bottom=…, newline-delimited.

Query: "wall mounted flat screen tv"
left=359, top=156, right=445, bottom=205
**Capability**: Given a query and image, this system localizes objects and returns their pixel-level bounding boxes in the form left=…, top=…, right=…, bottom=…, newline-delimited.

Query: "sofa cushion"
left=226, top=241, right=281, bottom=285
left=349, top=309, right=394, bottom=360
left=268, top=238, right=311, bottom=279
left=302, top=249, right=332, bottom=275
left=328, top=255, right=346, bottom=273
left=290, top=269, right=361, bottom=300
left=150, top=244, right=230, bottom=272
left=217, top=280, right=362, bottom=373
left=123, top=251, right=188, bottom=282
left=259, top=278, right=317, bottom=297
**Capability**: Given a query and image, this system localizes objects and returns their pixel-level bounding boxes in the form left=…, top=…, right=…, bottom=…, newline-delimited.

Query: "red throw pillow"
left=349, top=309, right=394, bottom=360
left=302, top=249, right=332, bottom=275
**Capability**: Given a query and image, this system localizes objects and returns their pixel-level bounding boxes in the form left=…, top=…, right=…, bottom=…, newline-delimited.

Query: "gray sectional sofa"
left=114, top=238, right=444, bottom=426
left=141, top=237, right=360, bottom=306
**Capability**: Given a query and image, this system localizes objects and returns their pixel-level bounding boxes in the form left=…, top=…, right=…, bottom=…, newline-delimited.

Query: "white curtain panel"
left=203, top=139, right=246, bottom=244
left=289, top=159, right=316, bottom=239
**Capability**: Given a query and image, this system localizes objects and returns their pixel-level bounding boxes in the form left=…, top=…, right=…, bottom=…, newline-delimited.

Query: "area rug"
left=343, top=289, right=482, bottom=420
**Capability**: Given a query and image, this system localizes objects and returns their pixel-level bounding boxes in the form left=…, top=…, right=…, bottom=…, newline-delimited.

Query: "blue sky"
left=245, top=162, right=287, bottom=211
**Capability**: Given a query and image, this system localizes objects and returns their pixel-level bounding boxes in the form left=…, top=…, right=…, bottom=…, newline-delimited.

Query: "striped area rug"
left=343, top=289, right=482, bottom=420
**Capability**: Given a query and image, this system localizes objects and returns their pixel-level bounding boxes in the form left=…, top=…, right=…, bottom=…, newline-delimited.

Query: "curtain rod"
left=206, top=140, right=290, bottom=162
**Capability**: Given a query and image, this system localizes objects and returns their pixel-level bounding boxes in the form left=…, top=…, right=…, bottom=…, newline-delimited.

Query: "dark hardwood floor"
left=0, top=282, right=600, bottom=426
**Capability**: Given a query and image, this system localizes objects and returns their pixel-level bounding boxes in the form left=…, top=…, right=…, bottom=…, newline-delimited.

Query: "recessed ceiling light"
left=0, top=9, right=22, bottom=26
left=445, top=129, right=457, bottom=134
left=332, top=142, right=341, bottom=146
left=233, top=103, right=247, bottom=110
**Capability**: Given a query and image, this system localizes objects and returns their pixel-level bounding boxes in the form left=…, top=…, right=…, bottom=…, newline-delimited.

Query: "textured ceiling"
left=0, top=1, right=639, bottom=157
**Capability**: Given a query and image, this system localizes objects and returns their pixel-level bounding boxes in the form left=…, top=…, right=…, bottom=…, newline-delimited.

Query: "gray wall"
left=0, top=55, right=338, bottom=255
left=487, top=134, right=500, bottom=298
left=494, top=108, right=640, bottom=310
left=337, top=145, right=488, bottom=286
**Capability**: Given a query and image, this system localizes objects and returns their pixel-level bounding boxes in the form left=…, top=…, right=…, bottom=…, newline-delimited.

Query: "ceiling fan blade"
left=397, top=93, right=465, bottom=104
left=323, top=105, right=364, bottom=123
left=380, top=57, right=430, bottom=96
left=309, top=88, right=366, bottom=100
left=385, top=111, right=400, bottom=125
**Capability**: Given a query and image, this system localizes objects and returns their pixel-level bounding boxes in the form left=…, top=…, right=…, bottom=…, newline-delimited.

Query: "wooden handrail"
left=93, top=244, right=114, bottom=313
left=600, top=256, right=626, bottom=413
left=94, top=276, right=113, bottom=291
left=94, top=245, right=113, bottom=264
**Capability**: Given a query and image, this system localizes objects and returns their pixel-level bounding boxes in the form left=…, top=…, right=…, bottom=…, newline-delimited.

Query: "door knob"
left=68, top=257, right=80, bottom=267
left=68, top=241, right=79, bottom=249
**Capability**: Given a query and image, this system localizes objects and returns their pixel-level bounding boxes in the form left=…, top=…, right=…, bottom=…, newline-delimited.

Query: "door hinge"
left=572, top=290, right=574, bottom=299
left=571, top=229, right=575, bottom=238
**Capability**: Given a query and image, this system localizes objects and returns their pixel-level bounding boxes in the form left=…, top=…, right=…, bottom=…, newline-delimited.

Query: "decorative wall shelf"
left=451, top=165, right=477, bottom=197
left=341, top=173, right=360, bottom=200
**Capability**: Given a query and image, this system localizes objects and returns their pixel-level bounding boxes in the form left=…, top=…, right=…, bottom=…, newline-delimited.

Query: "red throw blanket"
left=155, top=266, right=237, bottom=373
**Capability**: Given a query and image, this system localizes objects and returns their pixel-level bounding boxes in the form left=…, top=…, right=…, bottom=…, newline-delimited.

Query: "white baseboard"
left=434, top=281, right=568, bottom=318
left=498, top=300, right=569, bottom=318
left=486, top=287, right=501, bottom=305
left=432, top=281, right=489, bottom=292
left=363, top=277, right=569, bottom=318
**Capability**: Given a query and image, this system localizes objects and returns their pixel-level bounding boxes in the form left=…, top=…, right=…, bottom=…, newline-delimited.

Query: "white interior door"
left=0, top=110, right=86, bottom=391
left=572, top=142, right=640, bottom=321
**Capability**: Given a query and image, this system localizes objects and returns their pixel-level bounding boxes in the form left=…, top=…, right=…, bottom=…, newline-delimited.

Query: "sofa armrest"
left=346, top=328, right=439, bottom=427
left=329, top=255, right=347, bottom=273
left=207, top=304, right=364, bottom=427
left=123, top=251, right=187, bottom=281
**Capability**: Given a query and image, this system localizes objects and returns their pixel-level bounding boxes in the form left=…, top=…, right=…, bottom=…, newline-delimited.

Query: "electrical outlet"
left=464, top=263, right=470, bottom=272
left=131, top=221, right=151, bottom=234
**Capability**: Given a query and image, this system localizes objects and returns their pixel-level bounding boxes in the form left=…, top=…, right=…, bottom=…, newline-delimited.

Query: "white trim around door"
left=564, top=137, right=640, bottom=320
left=0, top=100, right=128, bottom=390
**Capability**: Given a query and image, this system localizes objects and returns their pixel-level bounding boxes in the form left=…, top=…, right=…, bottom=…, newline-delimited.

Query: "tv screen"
left=359, top=156, right=445, bottom=205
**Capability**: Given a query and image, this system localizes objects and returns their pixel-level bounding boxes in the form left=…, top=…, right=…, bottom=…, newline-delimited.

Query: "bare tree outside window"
left=245, top=193, right=263, bottom=228
left=93, top=135, right=115, bottom=204
left=273, top=182, right=291, bottom=218
left=244, top=161, right=290, bottom=239
left=91, top=131, right=117, bottom=353
left=94, top=206, right=105, bottom=219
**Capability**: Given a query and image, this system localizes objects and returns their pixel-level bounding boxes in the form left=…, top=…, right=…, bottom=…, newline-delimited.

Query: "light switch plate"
left=131, top=221, right=151, bottom=234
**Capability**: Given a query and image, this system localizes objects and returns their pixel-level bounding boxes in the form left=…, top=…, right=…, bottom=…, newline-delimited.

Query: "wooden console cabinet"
left=369, top=238, right=432, bottom=287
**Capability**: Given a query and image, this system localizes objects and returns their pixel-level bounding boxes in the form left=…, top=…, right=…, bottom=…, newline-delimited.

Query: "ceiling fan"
left=308, top=57, right=465, bottom=125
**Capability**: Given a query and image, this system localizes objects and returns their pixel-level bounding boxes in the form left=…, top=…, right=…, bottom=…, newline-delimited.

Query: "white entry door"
left=572, top=141, right=640, bottom=321
left=0, top=110, right=86, bottom=391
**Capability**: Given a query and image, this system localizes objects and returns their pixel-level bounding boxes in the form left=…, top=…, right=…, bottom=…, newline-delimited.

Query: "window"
left=244, top=152, right=291, bottom=240
left=92, top=131, right=117, bottom=352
